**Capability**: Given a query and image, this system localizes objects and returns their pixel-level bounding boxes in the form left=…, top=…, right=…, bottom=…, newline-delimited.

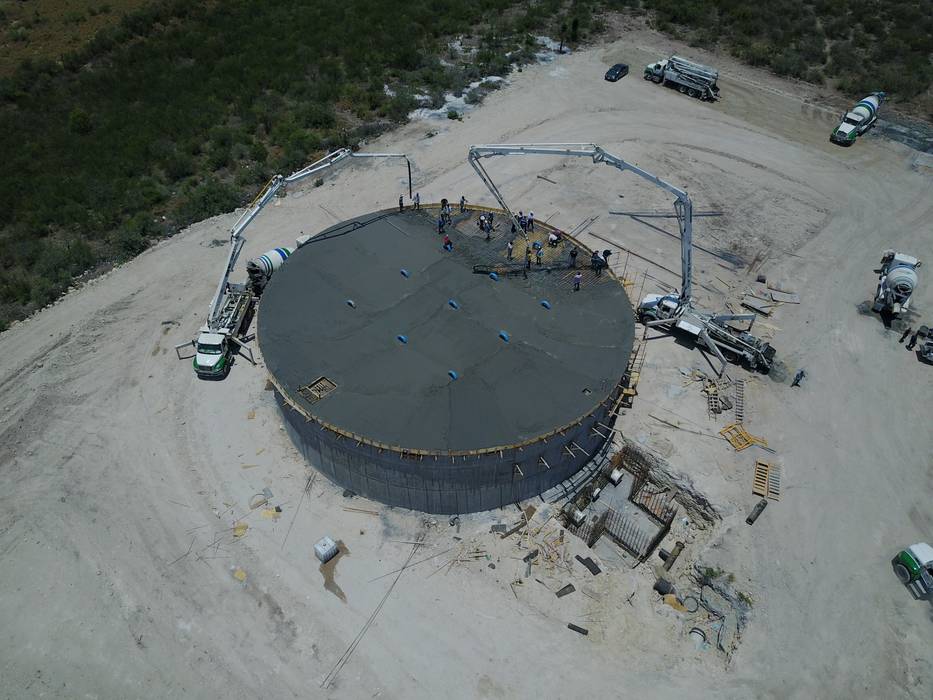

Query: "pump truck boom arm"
left=466, top=142, right=775, bottom=375
left=207, top=148, right=411, bottom=330
left=468, top=143, right=693, bottom=305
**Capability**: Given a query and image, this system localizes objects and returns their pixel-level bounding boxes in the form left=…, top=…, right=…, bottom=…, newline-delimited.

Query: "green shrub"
left=174, top=178, right=240, bottom=228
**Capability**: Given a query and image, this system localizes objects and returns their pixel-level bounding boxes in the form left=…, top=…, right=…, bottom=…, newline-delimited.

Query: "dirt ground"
left=1, top=26, right=932, bottom=700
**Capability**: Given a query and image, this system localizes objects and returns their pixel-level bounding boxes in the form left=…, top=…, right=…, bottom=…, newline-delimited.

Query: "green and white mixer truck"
left=831, top=92, right=885, bottom=145
left=893, top=543, right=933, bottom=598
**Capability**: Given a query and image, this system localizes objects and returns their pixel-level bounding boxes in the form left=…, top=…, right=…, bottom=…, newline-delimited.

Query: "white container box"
left=314, top=536, right=339, bottom=563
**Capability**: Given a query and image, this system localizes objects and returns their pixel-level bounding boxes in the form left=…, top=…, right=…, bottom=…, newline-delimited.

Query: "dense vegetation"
left=638, top=0, right=933, bottom=100
left=0, top=0, right=930, bottom=329
left=0, top=0, right=601, bottom=329
left=0, top=0, right=151, bottom=76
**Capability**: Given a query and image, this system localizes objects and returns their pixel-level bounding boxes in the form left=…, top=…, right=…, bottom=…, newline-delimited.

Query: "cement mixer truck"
left=871, top=250, right=921, bottom=317
left=831, top=92, right=885, bottom=145
left=247, top=247, right=291, bottom=295
left=893, top=543, right=933, bottom=598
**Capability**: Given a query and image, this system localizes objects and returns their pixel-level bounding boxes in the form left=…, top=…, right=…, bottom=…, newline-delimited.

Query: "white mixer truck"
left=871, top=250, right=921, bottom=317
left=246, top=246, right=292, bottom=295
left=643, top=55, right=720, bottom=101
left=831, top=92, right=885, bottom=145
left=893, top=543, right=933, bottom=598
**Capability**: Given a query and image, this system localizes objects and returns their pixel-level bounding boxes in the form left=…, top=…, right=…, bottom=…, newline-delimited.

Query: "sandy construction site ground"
left=1, top=26, right=932, bottom=700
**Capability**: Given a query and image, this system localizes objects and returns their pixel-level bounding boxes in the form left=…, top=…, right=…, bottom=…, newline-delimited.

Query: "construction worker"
left=528, top=211, right=534, bottom=231
left=573, top=271, right=582, bottom=292
left=414, top=192, right=420, bottom=210
left=548, top=232, right=559, bottom=247
left=569, top=246, right=578, bottom=268
left=536, top=246, right=543, bottom=265
left=459, top=195, right=467, bottom=213
left=443, top=234, right=453, bottom=251
left=791, top=369, right=806, bottom=387
left=507, top=240, right=514, bottom=261
left=525, top=247, right=532, bottom=270
left=399, top=195, right=404, bottom=213
left=602, top=249, right=613, bottom=269
left=591, top=251, right=603, bottom=276
left=437, top=217, right=445, bottom=235
left=899, top=326, right=912, bottom=343
left=907, top=331, right=919, bottom=350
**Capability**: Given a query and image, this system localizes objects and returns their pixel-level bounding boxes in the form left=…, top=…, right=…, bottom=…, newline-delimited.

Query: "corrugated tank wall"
left=275, top=388, right=620, bottom=514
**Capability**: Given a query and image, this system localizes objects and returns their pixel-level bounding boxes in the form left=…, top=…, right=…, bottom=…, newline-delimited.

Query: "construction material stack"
left=644, top=55, right=720, bottom=101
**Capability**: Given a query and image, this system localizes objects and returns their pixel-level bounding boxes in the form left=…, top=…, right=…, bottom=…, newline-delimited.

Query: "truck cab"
left=831, top=112, right=866, bottom=144
left=893, top=543, right=933, bottom=598
left=637, top=293, right=680, bottom=321
left=193, top=332, right=231, bottom=379
left=643, top=61, right=667, bottom=83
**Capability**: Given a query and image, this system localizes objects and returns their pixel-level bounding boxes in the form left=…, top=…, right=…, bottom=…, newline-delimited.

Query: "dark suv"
left=604, top=63, right=629, bottom=81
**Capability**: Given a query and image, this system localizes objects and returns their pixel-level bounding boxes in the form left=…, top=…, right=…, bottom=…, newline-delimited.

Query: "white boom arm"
left=207, top=148, right=410, bottom=328
left=468, top=143, right=693, bottom=305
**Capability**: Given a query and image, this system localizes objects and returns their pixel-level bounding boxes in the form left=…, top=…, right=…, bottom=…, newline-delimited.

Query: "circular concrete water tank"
left=258, top=207, right=636, bottom=514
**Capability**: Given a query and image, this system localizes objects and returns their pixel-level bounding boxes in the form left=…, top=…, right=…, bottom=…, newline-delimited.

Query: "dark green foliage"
left=641, top=0, right=932, bottom=97
left=0, top=0, right=558, bottom=328
left=3, top=0, right=925, bottom=330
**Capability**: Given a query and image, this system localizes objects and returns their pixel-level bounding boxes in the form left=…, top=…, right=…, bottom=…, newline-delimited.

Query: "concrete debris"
left=490, top=524, right=508, bottom=534
left=700, top=586, right=739, bottom=653
left=556, top=584, right=576, bottom=598
left=694, top=565, right=753, bottom=626
left=746, top=499, right=768, bottom=524
left=575, top=555, right=601, bottom=575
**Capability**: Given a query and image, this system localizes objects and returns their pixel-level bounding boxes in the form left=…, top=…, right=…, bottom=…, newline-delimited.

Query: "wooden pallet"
left=752, top=460, right=781, bottom=500
left=720, top=422, right=767, bottom=451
